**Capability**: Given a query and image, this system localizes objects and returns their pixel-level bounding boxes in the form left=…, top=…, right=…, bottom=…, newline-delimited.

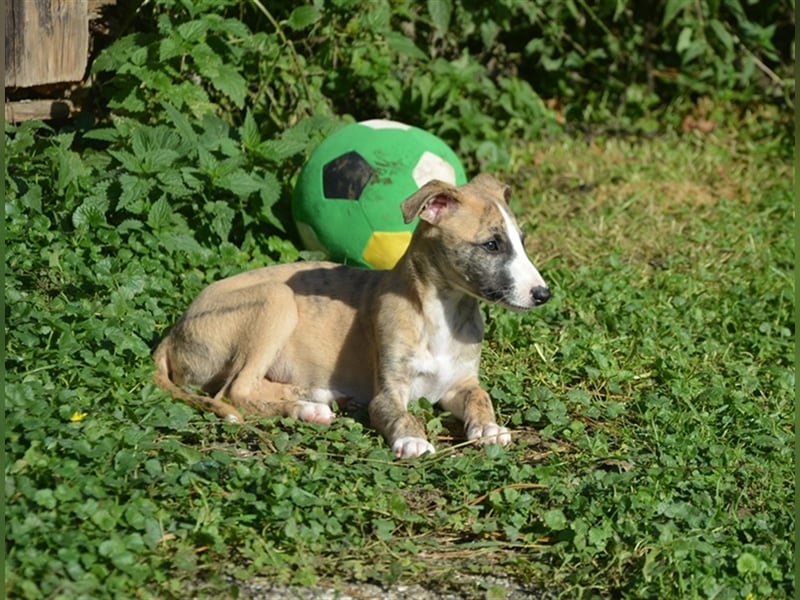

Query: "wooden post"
left=5, top=0, right=89, bottom=88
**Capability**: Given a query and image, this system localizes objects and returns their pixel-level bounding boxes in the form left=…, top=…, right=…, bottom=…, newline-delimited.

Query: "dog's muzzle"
left=531, top=286, right=551, bottom=306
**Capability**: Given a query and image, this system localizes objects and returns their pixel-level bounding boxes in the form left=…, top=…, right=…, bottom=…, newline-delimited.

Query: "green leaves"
left=428, top=0, right=453, bottom=33
left=72, top=186, right=111, bottom=229
left=147, top=195, right=173, bottom=230
left=194, top=43, right=248, bottom=108
left=53, top=102, right=306, bottom=247
left=662, top=0, right=690, bottom=27
left=96, top=12, right=255, bottom=113
left=287, top=6, right=321, bottom=31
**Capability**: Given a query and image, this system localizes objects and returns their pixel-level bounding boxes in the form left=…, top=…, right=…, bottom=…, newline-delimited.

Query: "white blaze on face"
left=496, top=200, right=548, bottom=308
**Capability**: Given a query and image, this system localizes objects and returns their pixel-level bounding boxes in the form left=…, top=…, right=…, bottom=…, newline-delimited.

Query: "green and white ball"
left=292, top=119, right=467, bottom=269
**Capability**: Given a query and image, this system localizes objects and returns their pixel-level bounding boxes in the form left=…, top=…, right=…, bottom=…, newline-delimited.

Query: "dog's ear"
left=401, top=180, right=460, bottom=225
left=472, top=173, right=512, bottom=205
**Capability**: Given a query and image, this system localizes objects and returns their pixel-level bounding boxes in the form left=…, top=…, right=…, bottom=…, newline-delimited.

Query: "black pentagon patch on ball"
left=322, top=151, right=376, bottom=200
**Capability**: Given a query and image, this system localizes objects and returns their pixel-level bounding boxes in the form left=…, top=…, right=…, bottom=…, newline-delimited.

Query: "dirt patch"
left=227, top=573, right=555, bottom=600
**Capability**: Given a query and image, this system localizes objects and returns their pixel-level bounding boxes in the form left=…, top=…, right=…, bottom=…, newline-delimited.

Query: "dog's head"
left=401, top=173, right=550, bottom=311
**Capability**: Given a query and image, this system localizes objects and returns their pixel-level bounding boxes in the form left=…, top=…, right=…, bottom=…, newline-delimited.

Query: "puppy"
left=154, top=173, right=550, bottom=458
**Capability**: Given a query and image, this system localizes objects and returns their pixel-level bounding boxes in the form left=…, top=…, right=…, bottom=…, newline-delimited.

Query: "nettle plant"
left=91, top=0, right=791, bottom=181
left=79, top=107, right=340, bottom=251
left=90, top=0, right=560, bottom=172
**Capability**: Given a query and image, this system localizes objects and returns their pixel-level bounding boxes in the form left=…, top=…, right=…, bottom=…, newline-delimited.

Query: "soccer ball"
left=292, top=119, right=467, bottom=269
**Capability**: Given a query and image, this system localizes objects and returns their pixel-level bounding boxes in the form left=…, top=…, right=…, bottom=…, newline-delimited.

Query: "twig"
left=248, top=0, right=314, bottom=114
left=734, top=34, right=785, bottom=86
left=469, top=482, right=548, bottom=506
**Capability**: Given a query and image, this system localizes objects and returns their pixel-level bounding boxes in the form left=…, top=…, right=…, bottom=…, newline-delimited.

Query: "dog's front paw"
left=392, top=437, right=435, bottom=459
left=467, top=424, right=511, bottom=446
left=298, top=402, right=335, bottom=424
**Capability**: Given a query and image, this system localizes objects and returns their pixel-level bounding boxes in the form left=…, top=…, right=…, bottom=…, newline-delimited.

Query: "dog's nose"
left=531, top=286, right=550, bottom=306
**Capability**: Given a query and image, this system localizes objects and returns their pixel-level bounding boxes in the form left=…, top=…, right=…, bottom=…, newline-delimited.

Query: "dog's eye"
left=482, top=239, right=500, bottom=253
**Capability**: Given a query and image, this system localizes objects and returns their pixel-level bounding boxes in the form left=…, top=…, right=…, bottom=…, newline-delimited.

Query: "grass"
left=5, top=125, right=793, bottom=599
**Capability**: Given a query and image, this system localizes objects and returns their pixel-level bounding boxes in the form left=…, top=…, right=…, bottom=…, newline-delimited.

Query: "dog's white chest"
left=409, top=350, right=477, bottom=403
left=408, top=325, right=479, bottom=403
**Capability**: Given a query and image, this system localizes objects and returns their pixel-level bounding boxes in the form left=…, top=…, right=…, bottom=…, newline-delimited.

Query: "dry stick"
left=249, top=0, right=314, bottom=112
left=469, top=482, right=548, bottom=506
left=734, top=36, right=785, bottom=87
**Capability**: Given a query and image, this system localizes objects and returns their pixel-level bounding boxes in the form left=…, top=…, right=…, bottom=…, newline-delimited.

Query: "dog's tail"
left=153, top=339, right=244, bottom=423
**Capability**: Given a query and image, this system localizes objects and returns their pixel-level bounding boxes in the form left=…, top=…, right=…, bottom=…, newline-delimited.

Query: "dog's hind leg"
left=228, top=380, right=337, bottom=424
left=153, top=341, right=245, bottom=423
left=223, top=285, right=336, bottom=424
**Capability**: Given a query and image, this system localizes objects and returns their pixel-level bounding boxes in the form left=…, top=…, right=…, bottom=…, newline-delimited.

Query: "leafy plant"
left=88, top=0, right=793, bottom=171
